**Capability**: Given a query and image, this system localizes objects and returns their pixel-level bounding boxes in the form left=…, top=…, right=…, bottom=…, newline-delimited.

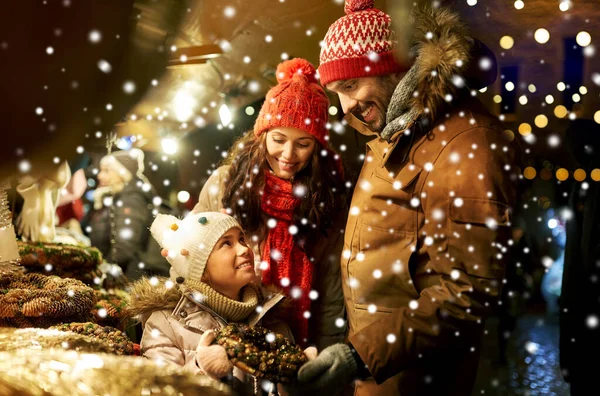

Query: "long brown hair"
left=220, top=130, right=348, bottom=248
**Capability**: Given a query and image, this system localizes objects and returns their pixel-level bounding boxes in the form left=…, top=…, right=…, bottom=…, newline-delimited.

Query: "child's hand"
left=195, top=330, right=233, bottom=379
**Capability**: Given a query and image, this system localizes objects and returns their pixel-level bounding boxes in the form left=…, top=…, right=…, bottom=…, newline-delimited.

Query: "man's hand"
left=195, top=330, right=233, bottom=379
left=294, top=343, right=358, bottom=394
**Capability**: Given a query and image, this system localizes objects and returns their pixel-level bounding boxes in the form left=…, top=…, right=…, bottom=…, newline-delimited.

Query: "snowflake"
left=290, top=287, right=302, bottom=299
left=525, top=341, right=539, bottom=354
left=348, top=277, right=360, bottom=289
left=587, top=315, right=598, bottom=329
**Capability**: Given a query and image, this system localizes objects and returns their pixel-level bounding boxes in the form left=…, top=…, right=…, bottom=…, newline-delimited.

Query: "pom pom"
left=276, top=58, right=317, bottom=84
left=161, top=249, right=169, bottom=257
left=180, top=249, right=189, bottom=256
left=170, top=223, right=179, bottom=231
left=344, top=0, right=374, bottom=14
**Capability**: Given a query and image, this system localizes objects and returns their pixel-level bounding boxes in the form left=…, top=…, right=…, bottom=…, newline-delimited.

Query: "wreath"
left=216, top=323, right=307, bottom=383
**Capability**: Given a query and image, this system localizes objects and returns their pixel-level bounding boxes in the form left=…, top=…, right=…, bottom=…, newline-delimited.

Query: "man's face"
left=326, top=74, right=402, bottom=132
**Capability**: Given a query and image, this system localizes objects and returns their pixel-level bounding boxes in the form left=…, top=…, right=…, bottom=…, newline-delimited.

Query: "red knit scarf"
left=261, top=171, right=312, bottom=346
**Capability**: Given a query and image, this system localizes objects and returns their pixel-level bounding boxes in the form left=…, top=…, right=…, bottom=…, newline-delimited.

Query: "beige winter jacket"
left=194, top=165, right=347, bottom=351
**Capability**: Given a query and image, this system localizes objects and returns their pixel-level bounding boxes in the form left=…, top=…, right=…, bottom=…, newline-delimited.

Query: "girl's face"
left=203, top=227, right=255, bottom=299
left=265, top=127, right=316, bottom=180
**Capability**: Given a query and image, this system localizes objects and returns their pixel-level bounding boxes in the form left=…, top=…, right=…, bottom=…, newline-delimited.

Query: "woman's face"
left=265, top=127, right=317, bottom=180
left=97, top=163, right=122, bottom=187
left=203, top=227, right=256, bottom=299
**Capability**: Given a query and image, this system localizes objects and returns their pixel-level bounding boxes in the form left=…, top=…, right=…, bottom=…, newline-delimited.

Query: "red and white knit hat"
left=254, top=58, right=329, bottom=147
left=318, top=0, right=409, bottom=86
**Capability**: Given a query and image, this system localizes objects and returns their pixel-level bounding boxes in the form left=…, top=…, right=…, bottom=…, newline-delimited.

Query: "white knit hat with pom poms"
left=150, top=211, right=241, bottom=282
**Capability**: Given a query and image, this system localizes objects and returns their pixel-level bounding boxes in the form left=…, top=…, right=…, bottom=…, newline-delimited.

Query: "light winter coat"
left=194, top=165, right=346, bottom=351
left=341, top=7, right=522, bottom=396
left=127, top=278, right=292, bottom=394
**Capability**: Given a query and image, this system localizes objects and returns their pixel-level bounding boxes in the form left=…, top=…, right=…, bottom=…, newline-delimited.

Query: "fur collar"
left=124, top=277, right=289, bottom=322
left=346, top=5, right=488, bottom=135
left=408, top=5, right=472, bottom=121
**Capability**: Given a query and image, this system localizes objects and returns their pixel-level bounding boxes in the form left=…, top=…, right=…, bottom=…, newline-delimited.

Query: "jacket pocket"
left=374, top=163, right=422, bottom=192
left=449, top=198, right=511, bottom=225
left=447, top=198, right=512, bottom=279
left=355, top=224, right=420, bottom=303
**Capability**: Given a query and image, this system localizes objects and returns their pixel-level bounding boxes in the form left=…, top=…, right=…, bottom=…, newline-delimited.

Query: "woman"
left=82, top=148, right=170, bottom=280
left=194, top=58, right=348, bottom=350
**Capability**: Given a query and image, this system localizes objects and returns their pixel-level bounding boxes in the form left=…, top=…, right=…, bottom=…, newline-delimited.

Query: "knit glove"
left=195, top=330, right=233, bottom=379
left=295, top=343, right=357, bottom=394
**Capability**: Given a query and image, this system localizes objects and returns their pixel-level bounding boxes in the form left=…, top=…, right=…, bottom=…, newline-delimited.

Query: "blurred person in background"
left=496, top=210, right=536, bottom=364
left=81, top=148, right=170, bottom=280
left=54, top=154, right=91, bottom=246
left=560, top=119, right=600, bottom=394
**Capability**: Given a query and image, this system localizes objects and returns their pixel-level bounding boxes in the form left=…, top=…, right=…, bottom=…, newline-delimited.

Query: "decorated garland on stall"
left=0, top=273, right=96, bottom=327
left=0, top=349, right=233, bottom=396
left=91, top=290, right=130, bottom=329
left=216, top=323, right=307, bottom=383
left=18, top=241, right=102, bottom=271
left=50, top=322, right=135, bottom=355
left=0, top=327, right=116, bottom=354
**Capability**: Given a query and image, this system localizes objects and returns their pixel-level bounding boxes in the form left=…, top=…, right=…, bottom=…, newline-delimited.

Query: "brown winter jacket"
left=127, top=277, right=292, bottom=393
left=194, top=165, right=347, bottom=351
left=341, top=7, right=522, bottom=396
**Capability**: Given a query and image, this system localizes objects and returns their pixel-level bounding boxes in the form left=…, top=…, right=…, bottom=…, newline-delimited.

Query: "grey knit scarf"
left=380, top=64, right=421, bottom=141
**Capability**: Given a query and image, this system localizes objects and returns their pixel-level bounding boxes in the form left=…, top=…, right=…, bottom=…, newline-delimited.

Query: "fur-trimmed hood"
left=409, top=5, right=476, bottom=120
left=125, top=277, right=182, bottom=320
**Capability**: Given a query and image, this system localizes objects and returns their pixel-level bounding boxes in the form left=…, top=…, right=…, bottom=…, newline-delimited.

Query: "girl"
left=127, top=211, right=292, bottom=392
left=194, top=58, right=348, bottom=350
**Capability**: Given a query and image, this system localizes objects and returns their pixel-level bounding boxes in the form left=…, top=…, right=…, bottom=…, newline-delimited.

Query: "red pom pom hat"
left=318, top=0, right=409, bottom=86
left=254, top=58, right=330, bottom=147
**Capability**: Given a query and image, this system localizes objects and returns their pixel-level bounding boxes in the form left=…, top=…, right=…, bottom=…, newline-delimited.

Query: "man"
left=295, top=1, right=522, bottom=395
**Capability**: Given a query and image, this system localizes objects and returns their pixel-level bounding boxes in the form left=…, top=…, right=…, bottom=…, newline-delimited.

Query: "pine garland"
left=217, top=323, right=307, bottom=383
left=92, top=289, right=130, bottom=329
left=50, top=322, right=134, bottom=355
left=0, top=349, right=233, bottom=396
left=0, top=327, right=115, bottom=354
left=0, top=314, right=94, bottom=329
left=0, top=273, right=96, bottom=323
left=18, top=241, right=102, bottom=271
